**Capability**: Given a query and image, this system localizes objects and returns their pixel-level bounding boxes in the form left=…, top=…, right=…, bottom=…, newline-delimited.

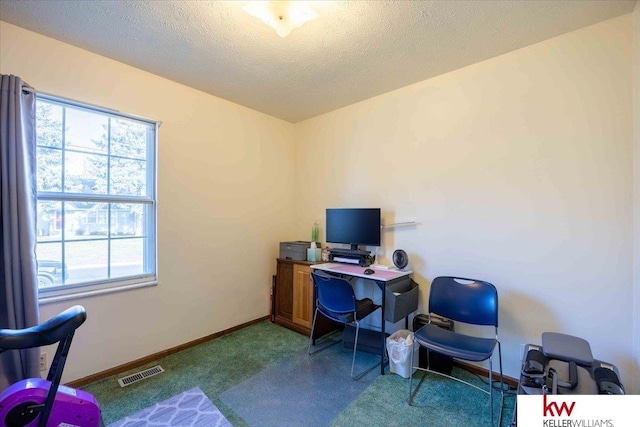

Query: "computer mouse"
left=364, top=268, right=375, bottom=275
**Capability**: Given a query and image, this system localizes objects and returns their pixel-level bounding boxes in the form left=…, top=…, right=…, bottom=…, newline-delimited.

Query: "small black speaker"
left=392, top=249, right=408, bottom=269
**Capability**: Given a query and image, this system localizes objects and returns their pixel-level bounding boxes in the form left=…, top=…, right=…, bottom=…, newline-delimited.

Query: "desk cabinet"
left=275, top=260, right=294, bottom=322
left=292, top=263, right=314, bottom=328
left=275, top=259, right=333, bottom=336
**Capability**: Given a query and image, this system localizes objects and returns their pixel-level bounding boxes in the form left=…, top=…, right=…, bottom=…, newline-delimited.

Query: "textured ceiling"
left=0, top=0, right=636, bottom=123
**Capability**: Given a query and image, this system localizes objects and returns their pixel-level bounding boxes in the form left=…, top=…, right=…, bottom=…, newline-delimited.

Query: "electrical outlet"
left=40, top=353, right=47, bottom=371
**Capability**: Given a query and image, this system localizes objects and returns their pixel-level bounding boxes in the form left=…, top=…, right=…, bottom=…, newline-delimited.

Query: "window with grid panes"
left=35, top=95, right=157, bottom=299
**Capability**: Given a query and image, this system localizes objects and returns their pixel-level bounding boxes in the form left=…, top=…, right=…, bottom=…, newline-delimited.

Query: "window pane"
left=111, top=118, right=147, bottom=160
left=37, top=147, right=62, bottom=192
left=64, top=151, right=108, bottom=194
left=37, top=201, right=62, bottom=241
left=65, top=108, right=108, bottom=154
left=65, top=240, right=108, bottom=285
left=36, top=242, right=63, bottom=289
left=111, top=203, right=144, bottom=237
left=65, top=202, right=108, bottom=240
left=36, top=102, right=62, bottom=148
left=111, top=238, right=148, bottom=278
left=110, top=157, right=146, bottom=196
left=35, top=95, right=157, bottom=297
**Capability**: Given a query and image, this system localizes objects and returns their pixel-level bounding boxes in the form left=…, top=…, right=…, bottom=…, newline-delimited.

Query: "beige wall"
left=632, top=1, right=640, bottom=395
left=295, top=15, right=636, bottom=389
left=1, top=11, right=638, bottom=392
left=0, top=21, right=296, bottom=382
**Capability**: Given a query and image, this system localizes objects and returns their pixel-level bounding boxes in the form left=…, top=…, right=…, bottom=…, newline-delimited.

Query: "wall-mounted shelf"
left=381, top=221, right=416, bottom=229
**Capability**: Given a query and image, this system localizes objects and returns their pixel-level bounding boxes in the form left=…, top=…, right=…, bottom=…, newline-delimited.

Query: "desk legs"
left=377, top=279, right=387, bottom=376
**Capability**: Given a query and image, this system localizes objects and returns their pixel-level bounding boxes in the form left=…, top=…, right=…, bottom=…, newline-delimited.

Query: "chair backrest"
left=428, top=276, right=498, bottom=327
left=312, top=273, right=356, bottom=314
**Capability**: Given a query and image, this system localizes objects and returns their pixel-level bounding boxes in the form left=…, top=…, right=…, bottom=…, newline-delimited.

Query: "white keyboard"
left=371, top=264, right=394, bottom=270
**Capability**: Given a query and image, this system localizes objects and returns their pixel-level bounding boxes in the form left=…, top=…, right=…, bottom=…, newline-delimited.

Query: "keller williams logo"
left=543, top=394, right=576, bottom=417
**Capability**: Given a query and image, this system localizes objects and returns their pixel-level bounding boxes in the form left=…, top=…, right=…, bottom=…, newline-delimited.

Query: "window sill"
left=38, top=279, right=158, bottom=305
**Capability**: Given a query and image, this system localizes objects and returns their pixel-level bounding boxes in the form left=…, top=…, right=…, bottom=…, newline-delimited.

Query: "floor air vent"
left=118, top=365, right=165, bottom=387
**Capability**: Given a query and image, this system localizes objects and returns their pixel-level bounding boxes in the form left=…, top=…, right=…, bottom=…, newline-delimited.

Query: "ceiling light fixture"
left=243, top=1, right=318, bottom=38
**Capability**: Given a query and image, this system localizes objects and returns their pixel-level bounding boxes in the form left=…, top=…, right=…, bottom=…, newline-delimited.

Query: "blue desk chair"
left=408, top=276, right=504, bottom=426
left=308, top=272, right=380, bottom=379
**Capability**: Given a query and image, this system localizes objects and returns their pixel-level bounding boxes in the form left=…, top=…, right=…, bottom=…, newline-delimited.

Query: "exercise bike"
left=0, top=305, right=102, bottom=427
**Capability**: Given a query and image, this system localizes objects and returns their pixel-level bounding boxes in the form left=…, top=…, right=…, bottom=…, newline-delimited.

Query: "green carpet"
left=83, top=321, right=515, bottom=426
left=84, top=321, right=309, bottom=426
left=334, top=368, right=515, bottom=426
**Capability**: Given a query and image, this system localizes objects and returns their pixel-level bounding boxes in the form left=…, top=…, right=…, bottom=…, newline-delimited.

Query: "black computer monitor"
left=325, top=208, right=381, bottom=250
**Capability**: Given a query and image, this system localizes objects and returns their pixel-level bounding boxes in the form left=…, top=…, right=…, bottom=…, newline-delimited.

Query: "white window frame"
left=35, top=94, right=158, bottom=303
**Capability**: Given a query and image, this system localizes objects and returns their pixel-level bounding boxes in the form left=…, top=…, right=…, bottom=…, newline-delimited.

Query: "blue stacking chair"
left=308, top=272, right=380, bottom=379
left=408, top=276, right=504, bottom=426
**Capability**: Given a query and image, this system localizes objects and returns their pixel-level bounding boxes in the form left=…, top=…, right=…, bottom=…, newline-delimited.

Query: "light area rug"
left=220, top=340, right=380, bottom=427
left=108, top=386, right=232, bottom=427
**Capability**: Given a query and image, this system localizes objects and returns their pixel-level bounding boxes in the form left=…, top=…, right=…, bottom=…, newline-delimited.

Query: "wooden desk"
left=310, top=263, right=413, bottom=375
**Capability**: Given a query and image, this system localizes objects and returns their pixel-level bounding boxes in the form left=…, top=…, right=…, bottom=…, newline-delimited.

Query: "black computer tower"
left=413, top=314, right=454, bottom=375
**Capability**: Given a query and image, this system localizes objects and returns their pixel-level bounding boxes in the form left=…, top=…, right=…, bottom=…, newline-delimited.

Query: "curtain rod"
left=21, top=85, right=162, bottom=127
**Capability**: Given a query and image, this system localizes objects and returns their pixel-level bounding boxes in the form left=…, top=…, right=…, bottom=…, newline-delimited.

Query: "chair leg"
left=407, top=342, right=505, bottom=426
left=497, top=341, right=505, bottom=427
left=489, top=342, right=505, bottom=427
left=350, top=321, right=360, bottom=378
left=347, top=320, right=381, bottom=380
left=308, top=310, right=342, bottom=357
left=498, top=341, right=505, bottom=389
left=489, top=358, right=494, bottom=427
left=307, top=308, right=319, bottom=355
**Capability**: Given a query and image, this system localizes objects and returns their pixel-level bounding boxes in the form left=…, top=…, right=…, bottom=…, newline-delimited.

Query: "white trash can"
left=386, top=329, right=418, bottom=378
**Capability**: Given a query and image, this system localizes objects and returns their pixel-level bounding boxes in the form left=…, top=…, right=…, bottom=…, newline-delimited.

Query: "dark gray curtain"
left=0, top=74, right=40, bottom=391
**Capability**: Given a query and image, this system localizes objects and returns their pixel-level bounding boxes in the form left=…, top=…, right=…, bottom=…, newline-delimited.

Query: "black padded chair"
left=308, top=272, right=380, bottom=379
left=408, top=276, right=504, bottom=426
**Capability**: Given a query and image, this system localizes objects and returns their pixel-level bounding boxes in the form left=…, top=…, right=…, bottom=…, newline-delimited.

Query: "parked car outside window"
left=37, top=260, right=66, bottom=288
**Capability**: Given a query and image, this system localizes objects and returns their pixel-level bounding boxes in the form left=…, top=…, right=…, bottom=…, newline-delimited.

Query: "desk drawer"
left=384, top=278, right=419, bottom=323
